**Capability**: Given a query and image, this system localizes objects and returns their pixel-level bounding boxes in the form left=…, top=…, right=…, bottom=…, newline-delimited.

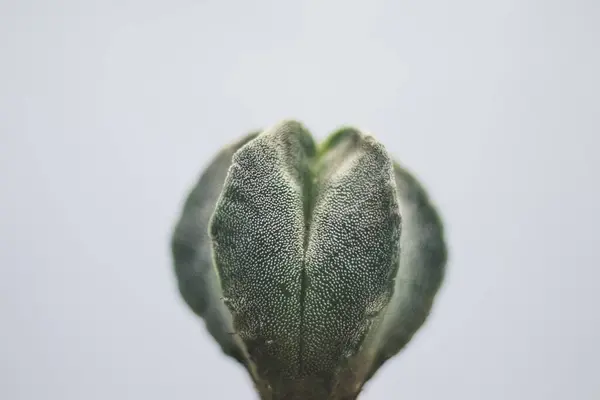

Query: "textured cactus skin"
left=171, top=121, right=446, bottom=399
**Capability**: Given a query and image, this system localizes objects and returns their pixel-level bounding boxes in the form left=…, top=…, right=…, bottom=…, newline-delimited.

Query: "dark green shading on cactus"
left=171, top=120, right=447, bottom=400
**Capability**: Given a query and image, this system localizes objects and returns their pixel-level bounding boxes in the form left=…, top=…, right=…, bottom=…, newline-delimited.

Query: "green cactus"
left=171, top=120, right=447, bottom=399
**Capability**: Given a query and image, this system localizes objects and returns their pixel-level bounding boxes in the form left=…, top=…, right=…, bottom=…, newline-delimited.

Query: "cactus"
left=171, top=120, right=447, bottom=399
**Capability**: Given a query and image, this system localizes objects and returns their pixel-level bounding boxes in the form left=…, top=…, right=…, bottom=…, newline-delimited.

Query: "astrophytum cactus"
left=171, top=120, right=447, bottom=399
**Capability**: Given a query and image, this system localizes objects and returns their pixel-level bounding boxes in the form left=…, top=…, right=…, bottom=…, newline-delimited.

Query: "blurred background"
left=1, top=0, right=599, bottom=399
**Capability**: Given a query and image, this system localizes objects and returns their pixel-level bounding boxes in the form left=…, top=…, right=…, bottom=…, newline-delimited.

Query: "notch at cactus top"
left=171, top=120, right=447, bottom=400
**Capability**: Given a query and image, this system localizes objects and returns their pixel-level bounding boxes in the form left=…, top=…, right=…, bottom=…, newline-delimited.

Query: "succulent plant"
left=171, top=120, right=447, bottom=399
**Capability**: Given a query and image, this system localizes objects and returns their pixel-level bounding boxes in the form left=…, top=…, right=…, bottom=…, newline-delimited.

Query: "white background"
left=1, top=0, right=599, bottom=399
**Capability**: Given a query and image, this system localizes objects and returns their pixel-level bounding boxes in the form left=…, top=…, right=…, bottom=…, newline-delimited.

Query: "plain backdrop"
left=1, top=0, right=599, bottom=399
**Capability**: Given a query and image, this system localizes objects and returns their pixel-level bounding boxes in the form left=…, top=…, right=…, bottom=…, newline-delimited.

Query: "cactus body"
left=171, top=121, right=446, bottom=399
